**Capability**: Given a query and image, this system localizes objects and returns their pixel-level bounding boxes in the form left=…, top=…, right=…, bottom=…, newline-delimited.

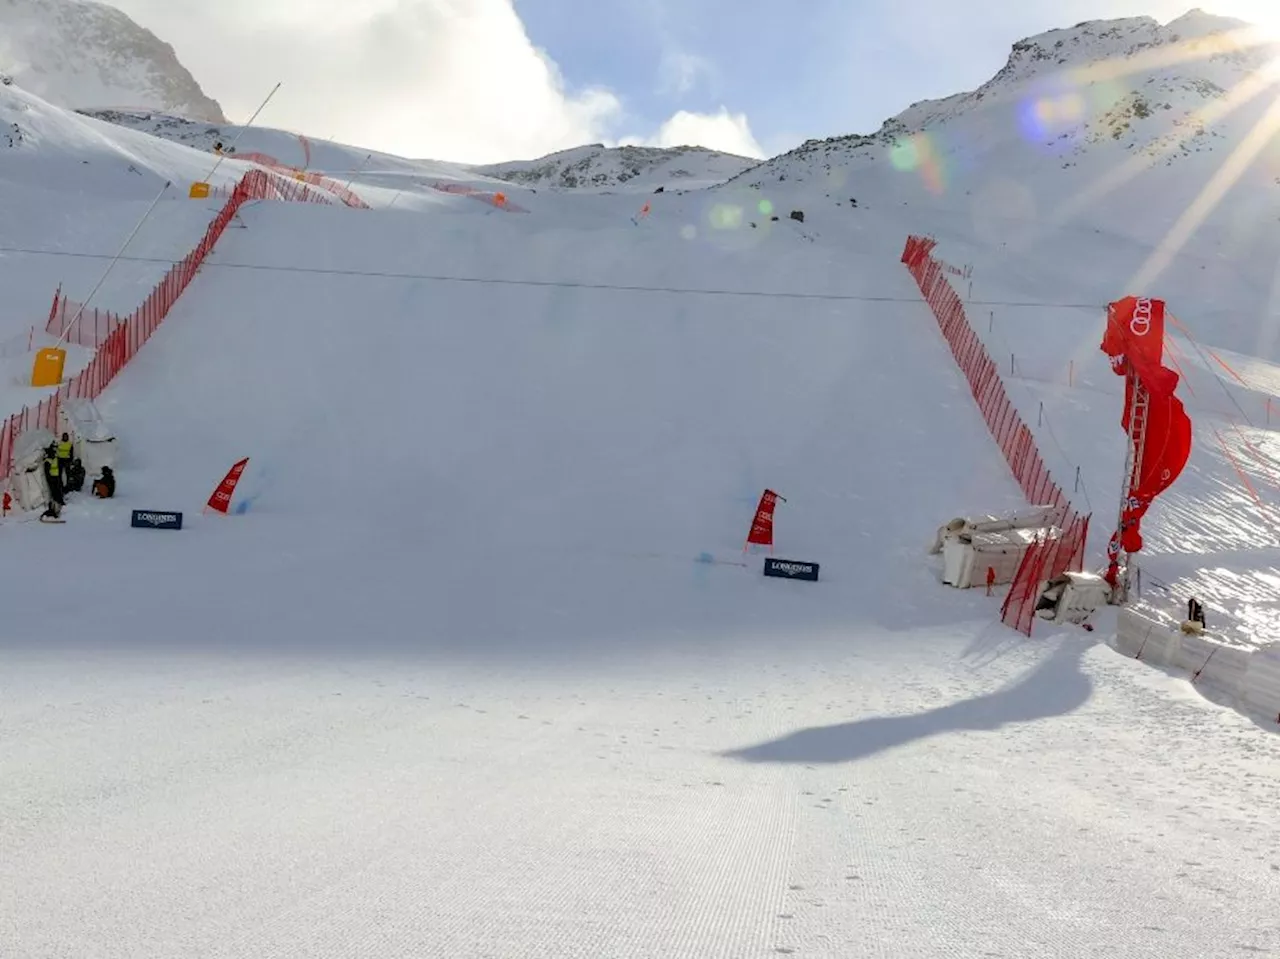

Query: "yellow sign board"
left=189, top=181, right=211, bottom=199
left=31, top=347, right=66, bottom=387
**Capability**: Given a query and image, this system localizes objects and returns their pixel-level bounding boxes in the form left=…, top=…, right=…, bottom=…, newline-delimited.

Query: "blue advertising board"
left=131, top=510, right=183, bottom=530
left=763, top=557, right=820, bottom=582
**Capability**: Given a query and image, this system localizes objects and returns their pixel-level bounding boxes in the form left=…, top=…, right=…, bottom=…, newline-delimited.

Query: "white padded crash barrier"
left=1038, top=572, right=1111, bottom=626
left=58, top=397, right=116, bottom=474
left=12, top=468, right=47, bottom=511
left=929, top=506, right=1060, bottom=555
left=1244, top=644, right=1280, bottom=723
left=1114, top=607, right=1280, bottom=723
left=1175, top=633, right=1252, bottom=699
left=941, top=529, right=1047, bottom=588
left=1114, top=607, right=1181, bottom=667
left=934, top=506, right=1063, bottom=589
left=8, top=427, right=55, bottom=511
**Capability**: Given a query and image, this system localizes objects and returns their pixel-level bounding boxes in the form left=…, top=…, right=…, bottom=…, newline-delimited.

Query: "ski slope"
left=4, top=183, right=1280, bottom=958
left=3, top=65, right=1280, bottom=955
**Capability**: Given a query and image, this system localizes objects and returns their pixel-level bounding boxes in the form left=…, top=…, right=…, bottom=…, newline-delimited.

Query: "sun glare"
left=1232, top=3, right=1280, bottom=41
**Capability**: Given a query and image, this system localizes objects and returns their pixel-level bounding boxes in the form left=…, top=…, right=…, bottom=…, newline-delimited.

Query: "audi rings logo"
left=1130, top=297, right=1155, bottom=337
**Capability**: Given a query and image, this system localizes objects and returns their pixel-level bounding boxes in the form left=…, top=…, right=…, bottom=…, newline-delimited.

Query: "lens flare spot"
left=709, top=204, right=743, bottom=230
left=890, top=138, right=921, bottom=171
left=1089, top=80, right=1126, bottom=112
left=1021, top=90, right=1087, bottom=140
left=890, top=133, right=947, bottom=195
left=680, top=224, right=697, bottom=240
left=758, top=198, right=774, bottom=216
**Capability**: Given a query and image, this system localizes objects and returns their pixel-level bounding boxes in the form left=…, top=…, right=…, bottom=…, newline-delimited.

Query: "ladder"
left=1111, top=372, right=1150, bottom=602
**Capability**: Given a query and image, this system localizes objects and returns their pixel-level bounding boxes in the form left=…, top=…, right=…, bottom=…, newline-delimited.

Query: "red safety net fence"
left=901, top=235, right=1091, bottom=634
left=46, top=291, right=125, bottom=348
left=2, top=169, right=324, bottom=480
left=203, top=168, right=338, bottom=206
left=428, top=181, right=530, bottom=213
left=234, top=152, right=371, bottom=209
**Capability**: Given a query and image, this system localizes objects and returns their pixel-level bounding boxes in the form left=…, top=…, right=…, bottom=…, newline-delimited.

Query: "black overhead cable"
left=0, top=244, right=1106, bottom=310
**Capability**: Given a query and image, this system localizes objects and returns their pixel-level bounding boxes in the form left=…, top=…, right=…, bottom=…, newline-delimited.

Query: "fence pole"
left=55, top=180, right=171, bottom=349
left=199, top=81, right=282, bottom=186
left=1038, top=401, right=1043, bottom=427
left=1075, top=466, right=1081, bottom=492
left=1010, top=353, right=1016, bottom=376
left=341, top=153, right=372, bottom=196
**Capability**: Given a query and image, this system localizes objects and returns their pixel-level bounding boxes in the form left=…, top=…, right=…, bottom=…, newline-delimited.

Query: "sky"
left=104, top=0, right=1280, bottom=165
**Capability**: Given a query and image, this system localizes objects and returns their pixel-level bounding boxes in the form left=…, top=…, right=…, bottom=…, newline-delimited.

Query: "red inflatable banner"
left=205, top=457, right=250, bottom=514
left=1100, top=297, right=1192, bottom=580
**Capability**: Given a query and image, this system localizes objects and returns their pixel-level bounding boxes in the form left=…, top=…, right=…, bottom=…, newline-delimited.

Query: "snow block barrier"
left=901, top=235, right=1090, bottom=634
left=1114, top=606, right=1279, bottom=722
left=1244, top=644, right=1280, bottom=723
left=2, top=170, right=336, bottom=482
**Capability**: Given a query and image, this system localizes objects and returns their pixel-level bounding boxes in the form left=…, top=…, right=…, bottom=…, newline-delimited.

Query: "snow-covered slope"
left=83, top=115, right=758, bottom=195
left=0, top=0, right=223, bottom=121
left=475, top=142, right=759, bottom=193
left=73, top=108, right=537, bottom=202
left=4, top=15, right=1280, bottom=956
left=0, top=84, right=519, bottom=413
left=14, top=184, right=1280, bottom=959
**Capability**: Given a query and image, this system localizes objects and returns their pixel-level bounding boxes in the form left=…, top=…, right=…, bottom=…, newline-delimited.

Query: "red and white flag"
left=205, top=457, right=250, bottom=514
left=744, top=489, right=785, bottom=552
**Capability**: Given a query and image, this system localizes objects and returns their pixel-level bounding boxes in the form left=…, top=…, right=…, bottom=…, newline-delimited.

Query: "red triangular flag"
left=205, top=457, right=249, bottom=514
left=745, top=489, right=781, bottom=551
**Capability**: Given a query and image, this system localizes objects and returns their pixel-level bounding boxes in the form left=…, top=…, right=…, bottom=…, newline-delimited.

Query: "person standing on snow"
left=56, top=433, right=73, bottom=478
left=43, top=445, right=64, bottom=511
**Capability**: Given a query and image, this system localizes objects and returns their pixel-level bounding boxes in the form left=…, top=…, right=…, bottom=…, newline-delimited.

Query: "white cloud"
left=104, top=0, right=760, bottom=163
left=620, top=108, right=766, bottom=159
left=657, top=49, right=714, bottom=96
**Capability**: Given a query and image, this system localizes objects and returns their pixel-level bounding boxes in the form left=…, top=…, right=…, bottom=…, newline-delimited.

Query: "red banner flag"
left=745, top=489, right=784, bottom=551
left=205, top=457, right=250, bottom=514
left=1100, top=297, right=1192, bottom=578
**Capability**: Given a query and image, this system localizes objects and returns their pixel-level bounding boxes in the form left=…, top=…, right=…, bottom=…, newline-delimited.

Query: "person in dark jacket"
left=64, top=458, right=86, bottom=494
left=92, top=465, right=115, bottom=499
left=1188, top=596, right=1206, bottom=628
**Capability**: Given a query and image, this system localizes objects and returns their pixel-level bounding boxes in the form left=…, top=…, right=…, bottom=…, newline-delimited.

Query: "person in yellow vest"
left=43, top=445, right=64, bottom=511
left=56, top=432, right=73, bottom=478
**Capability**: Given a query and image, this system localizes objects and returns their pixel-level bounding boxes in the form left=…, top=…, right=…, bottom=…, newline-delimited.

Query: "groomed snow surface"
left=3, top=89, right=1280, bottom=958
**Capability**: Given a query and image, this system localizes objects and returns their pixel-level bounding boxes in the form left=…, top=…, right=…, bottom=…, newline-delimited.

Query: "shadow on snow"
left=721, top=638, right=1095, bottom=765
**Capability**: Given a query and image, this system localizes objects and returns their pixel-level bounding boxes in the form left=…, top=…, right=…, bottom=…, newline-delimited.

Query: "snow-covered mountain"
left=715, top=9, right=1280, bottom=360
left=474, top=143, right=759, bottom=193
left=0, top=0, right=223, bottom=121
left=732, top=8, right=1271, bottom=191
